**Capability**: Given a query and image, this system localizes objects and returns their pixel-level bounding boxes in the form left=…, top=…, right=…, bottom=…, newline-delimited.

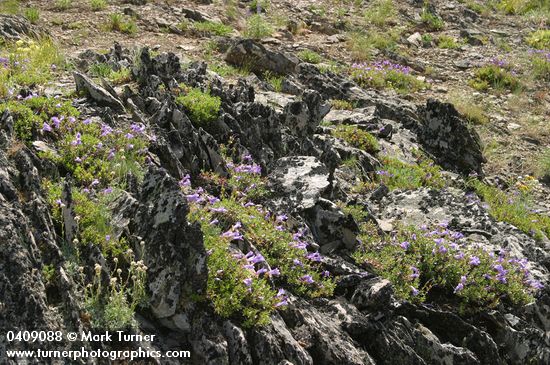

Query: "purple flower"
left=51, top=116, right=61, bottom=129
left=400, top=241, right=410, bottom=250
left=42, top=122, right=52, bottom=132
left=411, top=286, right=419, bottom=296
left=529, top=280, right=544, bottom=290
left=469, top=256, right=481, bottom=266
left=438, top=245, right=448, bottom=254
left=211, top=207, right=228, bottom=213
left=276, top=288, right=286, bottom=297
left=276, top=214, right=288, bottom=222
left=130, top=123, right=146, bottom=134
left=293, top=258, right=303, bottom=267
left=208, top=196, right=220, bottom=205
left=275, top=299, right=288, bottom=307
left=248, top=254, right=265, bottom=264
left=268, top=268, right=281, bottom=276
left=179, top=174, right=191, bottom=187
left=222, top=230, right=243, bottom=241
left=243, top=278, right=253, bottom=287
left=275, top=225, right=285, bottom=231
left=209, top=219, right=219, bottom=225
left=306, top=252, right=322, bottom=262
left=186, top=193, right=203, bottom=203
left=90, top=179, right=100, bottom=186
left=322, top=270, right=330, bottom=277
left=256, top=268, right=268, bottom=275
left=454, top=283, right=464, bottom=293
left=410, top=266, right=419, bottom=279
left=301, top=275, right=315, bottom=284
left=105, top=235, right=111, bottom=241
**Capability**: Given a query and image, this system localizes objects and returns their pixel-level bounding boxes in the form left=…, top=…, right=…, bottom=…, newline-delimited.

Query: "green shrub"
left=531, top=51, right=550, bottom=80
left=332, top=125, right=379, bottom=154
left=527, top=29, right=550, bottom=50
left=0, top=39, right=64, bottom=98
left=437, top=35, right=461, bottom=49
left=107, top=13, right=138, bottom=35
left=0, top=0, right=20, bottom=14
left=176, top=87, right=221, bottom=127
left=469, top=64, right=522, bottom=93
left=353, top=223, right=538, bottom=310
left=364, top=0, right=397, bottom=27
left=244, top=14, right=273, bottom=39
left=264, top=72, right=283, bottom=92
left=347, top=30, right=399, bottom=60
left=298, top=49, right=323, bottom=64
left=450, top=96, right=489, bottom=125
left=90, top=0, right=107, bottom=11
left=83, top=253, right=147, bottom=330
left=89, top=63, right=113, bottom=78
left=351, top=61, right=428, bottom=94
left=184, top=156, right=334, bottom=326
left=421, top=7, right=444, bottom=31
left=355, top=155, right=445, bottom=192
left=468, top=179, right=550, bottom=241
left=0, top=97, right=78, bottom=141
left=330, top=99, right=355, bottom=110
left=24, top=7, right=40, bottom=24
left=498, top=0, right=550, bottom=16
left=55, top=0, right=73, bottom=11
left=192, top=21, right=233, bottom=36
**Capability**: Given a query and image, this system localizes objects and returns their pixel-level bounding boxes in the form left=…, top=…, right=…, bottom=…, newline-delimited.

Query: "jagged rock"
left=225, top=39, right=299, bottom=75
left=132, top=167, right=207, bottom=318
left=0, top=15, right=43, bottom=40
left=351, top=277, right=395, bottom=311
left=418, top=99, right=485, bottom=175
left=281, top=90, right=330, bottom=139
left=305, top=198, right=358, bottom=253
left=73, top=71, right=125, bottom=112
left=268, top=156, right=330, bottom=212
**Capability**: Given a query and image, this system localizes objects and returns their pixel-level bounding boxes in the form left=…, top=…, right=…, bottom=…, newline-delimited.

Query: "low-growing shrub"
left=437, top=35, right=461, bottom=49
left=24, top=7, right=40, bottom=24
left=355, top=155, right=445, bottom=192
left=55, top=0, right=73, bottom=11
left=351, top=60, right=428, bottom=93
left=83, top=252, right=147, bottom=330
left=298, top=49, right=323, bottom=64
left=468, top=179, right=550, bottom=241
left=183, top=155, right=334, bottom=326
left=364, top=0, right=397, bottom=27
left=330, top=99, right=355, bottom=110
left=347, top=30, right=399, bottom=60
left=192, top=21, right=233, bottom=36
left=536, top=148, right=550, bottom=181
left=353, top=222, right=540, bottom=310
left=527, top=29, right=550, bottom=50
left=107, top=13, right=138, bottom=35
left=175, top=87, right=221, bottom=127
left=450, top=96, right=489, bottom=125
left=530, top=50, right=550, bottom=80
left=244, top=14, right=273, bottom=39
left=421, top=7, right=444, bottom=31
left=90, top=0, right=107, bottom=11
left=0, top=96, right=78, bottom=141
left=469, top=60, right=522, bottom=93
left=0, top=39, right=64, bottom=98
left=332, top=125, right=379, bottom=154
left=264, top=72, right=283, bottom=92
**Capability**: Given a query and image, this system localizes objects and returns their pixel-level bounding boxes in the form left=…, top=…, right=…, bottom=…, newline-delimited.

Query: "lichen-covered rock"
left=132, top=167, right=207, bottom=318
left=268, top=156, right=330, bottom=212
left=0, top=15, right=43, bottom=40
left=418, top=99, right=485, bottom=175
left=225, top=39, right=299, bottom=75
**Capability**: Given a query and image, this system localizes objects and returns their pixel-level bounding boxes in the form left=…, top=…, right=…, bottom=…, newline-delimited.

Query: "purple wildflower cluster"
left=182, top=153, right=333, bottom=310
left=528, top=49, right=550, bottom=61
left=392, top=222, right=543, bottom=298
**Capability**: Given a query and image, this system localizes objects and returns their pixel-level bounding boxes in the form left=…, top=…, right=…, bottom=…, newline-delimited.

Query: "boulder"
left=225, top=39, right=299, bottom=75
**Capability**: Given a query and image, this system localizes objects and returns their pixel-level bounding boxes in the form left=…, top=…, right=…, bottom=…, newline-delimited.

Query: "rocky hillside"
left=1, top=1, right=549, bottom=364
